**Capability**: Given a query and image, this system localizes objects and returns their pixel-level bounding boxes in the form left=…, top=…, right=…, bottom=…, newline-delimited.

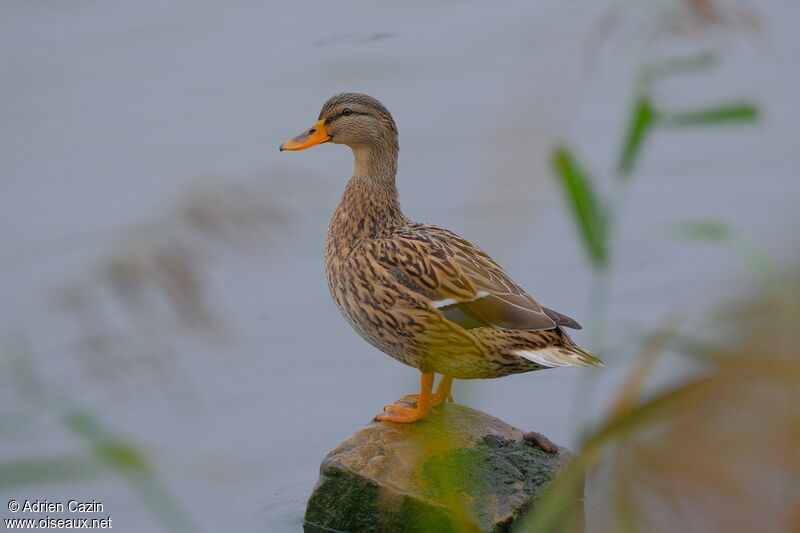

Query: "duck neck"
left=352, top=141, right=398, bottom=183
left=328, top=141, right=405, bottom=251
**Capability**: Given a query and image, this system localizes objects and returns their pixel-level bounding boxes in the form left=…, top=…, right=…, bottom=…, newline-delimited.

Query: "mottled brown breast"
left=324, top=237, right=489, bottom=375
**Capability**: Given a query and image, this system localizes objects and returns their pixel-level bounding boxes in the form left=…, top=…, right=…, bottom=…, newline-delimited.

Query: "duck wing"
left=370, top=224, right=581, bottom=332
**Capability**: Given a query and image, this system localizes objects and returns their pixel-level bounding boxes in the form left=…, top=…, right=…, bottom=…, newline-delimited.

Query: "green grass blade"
left=663, top=102, right=758, bottom=127
left=552, top=147, right=607, bottom=267
left=618, top=96, right=657, bottom=177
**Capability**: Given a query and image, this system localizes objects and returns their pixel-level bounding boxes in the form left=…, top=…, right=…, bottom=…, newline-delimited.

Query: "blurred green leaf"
left=101, top=443, right=149, bottom=471
left=664, top=102, right=759, bottom=127
left=552, top=147, right=607, bottom=267
left=64, top=411, right=149, bottom=473
left=618, top=96, right=658, bottom=177
left=0, top=455, right=103, bottom=488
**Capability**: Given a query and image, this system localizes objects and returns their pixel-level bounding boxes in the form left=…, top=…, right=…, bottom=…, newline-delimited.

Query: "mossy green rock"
left=304, top=403, right=582, bottom=532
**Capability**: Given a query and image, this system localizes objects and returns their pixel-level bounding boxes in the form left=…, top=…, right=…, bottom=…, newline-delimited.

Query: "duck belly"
left=333, top=298, right=556, bottom=378
left=325, top=268, right=532, bottom=378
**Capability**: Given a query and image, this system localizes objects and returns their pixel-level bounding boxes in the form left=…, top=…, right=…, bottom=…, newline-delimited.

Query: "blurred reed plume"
left=3, top=178, right=291, bottom=412
left=590, top=0, right=760, bottom=51
left=666, top=0, right=760, bottom=35
left=1, top=178, right=291, bottom=533
left=49, top=180, right=290, bottom=386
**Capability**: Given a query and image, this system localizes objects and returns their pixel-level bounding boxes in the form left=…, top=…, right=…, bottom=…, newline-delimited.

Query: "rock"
left=304, top=403, right=583, bottom=532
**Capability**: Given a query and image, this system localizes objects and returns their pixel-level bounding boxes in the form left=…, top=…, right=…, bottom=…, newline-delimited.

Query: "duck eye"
left=341, top=108, right=353, bottom=117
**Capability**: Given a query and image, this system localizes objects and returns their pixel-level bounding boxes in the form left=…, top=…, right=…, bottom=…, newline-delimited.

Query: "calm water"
left=2, top=1, right=799, bottom=531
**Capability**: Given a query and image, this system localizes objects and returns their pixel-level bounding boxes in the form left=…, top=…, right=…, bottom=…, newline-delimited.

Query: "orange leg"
left=396, top=375, right=453, bottom=406
left=435, top=375, right=454, bottom=404
left=377, top=372, right=435, bottom=423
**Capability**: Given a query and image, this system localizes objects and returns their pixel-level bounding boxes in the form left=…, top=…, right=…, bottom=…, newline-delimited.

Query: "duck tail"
left=512, top=330, right=605, bottom=368
left=565, top=343, right=605, bottom=367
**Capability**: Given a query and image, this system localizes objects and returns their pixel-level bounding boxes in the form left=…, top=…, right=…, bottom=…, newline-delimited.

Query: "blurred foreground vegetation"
left=520, top=272, right=800, bottom=532
left=529, top=2, right=798, bottom=530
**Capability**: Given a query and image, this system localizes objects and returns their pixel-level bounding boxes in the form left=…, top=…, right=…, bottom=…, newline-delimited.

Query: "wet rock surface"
left=304, top=403, right=582, bottom=532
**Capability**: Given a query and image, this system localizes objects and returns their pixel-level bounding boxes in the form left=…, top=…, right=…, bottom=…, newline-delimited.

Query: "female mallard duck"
left=280, top=93, right=603, bottom=423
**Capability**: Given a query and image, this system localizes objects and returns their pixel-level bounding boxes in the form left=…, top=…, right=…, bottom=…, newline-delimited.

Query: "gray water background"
left=2, top=1, right=799, bottom=531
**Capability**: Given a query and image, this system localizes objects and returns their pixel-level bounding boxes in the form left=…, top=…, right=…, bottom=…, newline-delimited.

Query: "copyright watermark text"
left=5, top=500, right=111, bottom=529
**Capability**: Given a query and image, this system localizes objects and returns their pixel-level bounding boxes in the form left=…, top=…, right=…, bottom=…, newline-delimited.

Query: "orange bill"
left=279, top=119, right=330, bottom=151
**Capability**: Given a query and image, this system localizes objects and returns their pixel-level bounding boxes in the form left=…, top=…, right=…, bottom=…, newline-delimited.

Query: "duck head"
left=280, top=93, right=397, bottom=152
